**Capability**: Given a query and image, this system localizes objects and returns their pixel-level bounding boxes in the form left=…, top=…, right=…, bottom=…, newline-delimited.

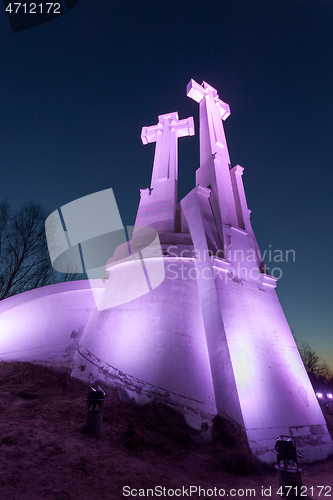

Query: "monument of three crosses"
left=0, top=79, right=332, bottom=463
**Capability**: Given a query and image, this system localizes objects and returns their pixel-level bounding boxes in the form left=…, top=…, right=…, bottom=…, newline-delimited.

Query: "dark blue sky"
left=1, top=0, right=332, bottom=369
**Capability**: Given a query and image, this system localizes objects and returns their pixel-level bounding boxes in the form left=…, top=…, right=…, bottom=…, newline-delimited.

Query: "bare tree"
left=297, top=340, right=322, bottom=374
left=315, top=360, right=332, bottom=381
left=293, top=331, right=332, bottom=381
left=0, top=201, right=85, bottom=301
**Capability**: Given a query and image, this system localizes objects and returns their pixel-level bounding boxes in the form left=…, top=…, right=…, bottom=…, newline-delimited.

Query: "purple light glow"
left=0, top=79, right=332, bottom=464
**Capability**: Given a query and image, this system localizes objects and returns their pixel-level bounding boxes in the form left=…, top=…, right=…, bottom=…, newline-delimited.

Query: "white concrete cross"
left=141, top=112, right=194, bottom=185
left=187, top=79, right=230, bottom=155
left=187, top=79, right=238, bottom=228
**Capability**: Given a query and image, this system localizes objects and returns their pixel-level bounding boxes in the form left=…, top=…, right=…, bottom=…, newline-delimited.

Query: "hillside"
left=0, top=362, right=332, bottom=499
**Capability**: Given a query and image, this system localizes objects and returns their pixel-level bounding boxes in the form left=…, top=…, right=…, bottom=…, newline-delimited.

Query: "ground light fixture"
left=83, top=386, right=106, bottom=436
left=271, top=435, right=303, bottom=499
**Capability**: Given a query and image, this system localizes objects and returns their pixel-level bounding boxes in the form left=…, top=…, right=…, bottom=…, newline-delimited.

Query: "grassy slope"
left=0, top=362, right=332, bottom=500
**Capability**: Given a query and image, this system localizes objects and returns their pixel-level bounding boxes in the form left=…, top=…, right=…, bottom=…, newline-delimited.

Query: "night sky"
left=1, top=0, right=332, bottom=369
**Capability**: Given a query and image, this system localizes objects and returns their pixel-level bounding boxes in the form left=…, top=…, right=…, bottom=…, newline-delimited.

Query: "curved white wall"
left=0, top=281, right=101, bottom=368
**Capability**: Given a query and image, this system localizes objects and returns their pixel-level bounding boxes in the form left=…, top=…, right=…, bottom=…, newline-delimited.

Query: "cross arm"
left=141, top=112, right=194, bottom=145
left=187, top=79, right=206, bottom=103
left=187, top=79, right=231, bottom=120
left=141, top=124, right=162, bottom=145
left=172, top=116, right=195, bottom=137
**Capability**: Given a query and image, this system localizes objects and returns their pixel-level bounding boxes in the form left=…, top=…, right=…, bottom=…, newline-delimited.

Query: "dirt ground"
left=0, top=362, right=332, bottom=500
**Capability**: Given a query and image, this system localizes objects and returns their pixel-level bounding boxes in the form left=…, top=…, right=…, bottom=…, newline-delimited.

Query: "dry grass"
left=0, top=362, right=332, bottom=499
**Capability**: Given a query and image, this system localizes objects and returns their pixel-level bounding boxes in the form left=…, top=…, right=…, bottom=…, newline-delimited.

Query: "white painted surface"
left=135, top=112, right=194, bottom=234
left=0, top=281, right=99, bottom=367
left=72, top=258, right=216, bottom=413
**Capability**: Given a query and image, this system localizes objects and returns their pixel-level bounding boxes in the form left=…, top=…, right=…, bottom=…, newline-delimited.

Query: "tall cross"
left=187, top=79, right=230, bottom=165
left=141, top=112, right=194, bottom=186
left=187, top=79, right=238, bottom=228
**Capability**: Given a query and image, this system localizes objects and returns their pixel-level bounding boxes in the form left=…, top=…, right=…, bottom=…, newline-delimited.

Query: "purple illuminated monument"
left=0, top=80, right=332, bottom=463
left=136, top=112, right=194, bottom=233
